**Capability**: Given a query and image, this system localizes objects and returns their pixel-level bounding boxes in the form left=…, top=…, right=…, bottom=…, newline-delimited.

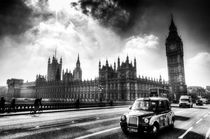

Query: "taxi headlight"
left=121, top=115, right=126, bottom=121
left=144, top=118, right=149, bottom=123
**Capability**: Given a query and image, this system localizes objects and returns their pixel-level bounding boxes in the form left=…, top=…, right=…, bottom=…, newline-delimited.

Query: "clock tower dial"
left=166, top=15, right=187, bottom=101
left=169, top=45, right=177, bottom=51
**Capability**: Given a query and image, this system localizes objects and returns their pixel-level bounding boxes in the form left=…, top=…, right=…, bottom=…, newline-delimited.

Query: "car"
left=120, top=97, right=175, bottom=136
left=200, top=98, right=207, bottom=104
left=179, top=95, right=193, bottom=108
left=196, top=99, right=203, bottom=106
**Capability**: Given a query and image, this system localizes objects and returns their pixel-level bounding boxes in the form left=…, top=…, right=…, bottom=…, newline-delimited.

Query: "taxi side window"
left=158, top=100, right=170, bottom=112
left=158, top=101, right=166, bottom=112
left=165, top=100, right=170, bottom=110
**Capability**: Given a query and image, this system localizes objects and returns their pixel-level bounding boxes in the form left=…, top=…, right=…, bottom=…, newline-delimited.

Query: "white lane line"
left=196, top=118, right=203, bottom=124
left=178, top=127, right=193, bottom=139
left=204, top=114, right=208, bottom=118
left=75, top=127, right=120, bottom=139
left=206, top=127, right=210, bottom=139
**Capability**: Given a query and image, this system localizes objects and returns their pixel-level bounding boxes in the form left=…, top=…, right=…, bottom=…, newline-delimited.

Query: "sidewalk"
left=0, top=104, right=180, bottom=117
left=0, top=105, right=129, bottom=117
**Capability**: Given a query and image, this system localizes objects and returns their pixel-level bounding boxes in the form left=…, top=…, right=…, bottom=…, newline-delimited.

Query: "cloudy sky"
left=0, top=0, right=209, bottom=87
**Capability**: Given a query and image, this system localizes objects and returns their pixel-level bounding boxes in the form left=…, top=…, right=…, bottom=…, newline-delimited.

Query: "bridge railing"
left=0, top=101, right=123, bottom=113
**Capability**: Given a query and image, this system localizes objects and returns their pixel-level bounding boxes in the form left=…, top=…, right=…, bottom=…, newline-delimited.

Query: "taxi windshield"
left=181, top=99, right=189, bottom=101
left=132, top=100, right=157, bottom=111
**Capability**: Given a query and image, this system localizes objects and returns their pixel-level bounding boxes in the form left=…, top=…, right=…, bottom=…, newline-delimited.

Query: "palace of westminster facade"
left=7, top=16, right=187, bottom=102
left=33, top=53, right=168, bottom=102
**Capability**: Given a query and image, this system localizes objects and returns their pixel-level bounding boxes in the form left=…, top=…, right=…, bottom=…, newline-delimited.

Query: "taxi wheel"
left=169, top=118, right=175, bottom=128
left=151, top=123, right=159, bottom=136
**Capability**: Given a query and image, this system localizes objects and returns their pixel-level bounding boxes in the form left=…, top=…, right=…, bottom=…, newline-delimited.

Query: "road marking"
left=178, top=127, right=193, bottom=139
left=196, top=118, right=203, bottom=124
left=75, top=127, right=120, bottom=139
left=204, top=114, right=208, bottom=118
left=206, top=128, right=210, bottom=139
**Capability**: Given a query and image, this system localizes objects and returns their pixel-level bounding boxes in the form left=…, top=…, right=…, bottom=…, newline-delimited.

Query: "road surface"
left=0, top=105, right=210, bottom=139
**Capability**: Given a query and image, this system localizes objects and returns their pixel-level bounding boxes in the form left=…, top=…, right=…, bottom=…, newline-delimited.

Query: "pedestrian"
left=110, top=100, right=113, bottom=106
left=34, top=98, right=39, bottom=114
left=10, top=98, right=16, bottom=112
left=0, top=97, right=5, bottom=113
left=39, top=98, right=42, bottom=111
left=75, top=98, right=80, bottom=109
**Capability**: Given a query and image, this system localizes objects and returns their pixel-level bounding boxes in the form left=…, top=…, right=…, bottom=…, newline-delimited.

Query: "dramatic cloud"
left=76, top=0, right=147, bottom=37
left=77, top=0, right=210, bottom=40
left=0, top=0, right=53, bottom=38
left=0, top=0, right=32, bottom=37
left=125, top=35, right=158, bottom=49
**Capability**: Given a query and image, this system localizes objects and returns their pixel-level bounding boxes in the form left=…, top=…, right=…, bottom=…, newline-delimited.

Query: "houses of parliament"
left=7, top=16, right=187, bottom=102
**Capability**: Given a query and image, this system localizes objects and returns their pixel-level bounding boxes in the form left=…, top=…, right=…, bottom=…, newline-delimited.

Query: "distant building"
left=7, top=79, right=35, bottom=99
left=98, top=56, right=168, bottom=101
left=166, top=15, right=187, bottom=101
left=73, top=54, right=82, bottom=81
left=0, top=86, right=7, bottom=97
left=47, top=55, right=62, bottom=81
left=35, top=55, right=168, bottom=102
left=7, top=79, right=24, bottom=98
left=188, top=86, right=205, bottom=97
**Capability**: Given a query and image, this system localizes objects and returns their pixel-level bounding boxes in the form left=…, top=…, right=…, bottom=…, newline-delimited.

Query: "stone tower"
left=99, top=56, right=137, bottom=101
left=47, top=55, right=62, bottom=81
left=166, top=15, right=187, bottom=101
left=73, top=54, right=82, bottom=81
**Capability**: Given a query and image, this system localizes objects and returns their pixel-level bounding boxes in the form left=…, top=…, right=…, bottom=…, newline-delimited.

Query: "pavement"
left=0, top=105, right=130, bottom=117
left=0, top=103, right=180, bottom=117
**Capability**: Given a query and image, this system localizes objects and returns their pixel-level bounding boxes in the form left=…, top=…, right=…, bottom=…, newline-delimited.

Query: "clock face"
left=169, top=45, right=176, bottom=51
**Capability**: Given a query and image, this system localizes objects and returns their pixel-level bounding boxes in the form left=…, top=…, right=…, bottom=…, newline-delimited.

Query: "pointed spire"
left=159, top=75, right=162, bottom=82
left=126, top=55, right=129, bottom=63
left=76, top=53, right=80, bottom=67
left=118, top=57, right=120, bottom=67
left=106, top=59, right=109, bottom=66
left=99, top=60, right=101, bottom=69
left=60, top=57, right=62, bottom=64
left=77, top=53, right=80, bottom=63
left=134, top=57, right=136, bottom=68
left=169, top=14, right=177, bottom=32
left=48, top=57, right=50, bottom=64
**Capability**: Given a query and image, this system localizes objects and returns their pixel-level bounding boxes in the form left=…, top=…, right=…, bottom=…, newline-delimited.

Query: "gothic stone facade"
left=7, top=79, right=35, bottom=99
left=35, top=55, right=168, bottom=102
left=99, top=56, right=168, bottom=101
left=166, top=16, right=187, bottom=101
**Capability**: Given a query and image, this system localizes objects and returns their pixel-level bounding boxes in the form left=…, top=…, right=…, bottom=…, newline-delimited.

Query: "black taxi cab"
left=120, top=97, right=175, bottom=135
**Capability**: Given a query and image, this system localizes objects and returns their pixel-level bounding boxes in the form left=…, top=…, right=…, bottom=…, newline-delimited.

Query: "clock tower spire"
left=166, top=15, right=187, bottom=101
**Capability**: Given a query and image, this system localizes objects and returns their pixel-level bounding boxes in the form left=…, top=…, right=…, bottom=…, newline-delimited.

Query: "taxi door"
left=158, top=100, right=169, bottom=128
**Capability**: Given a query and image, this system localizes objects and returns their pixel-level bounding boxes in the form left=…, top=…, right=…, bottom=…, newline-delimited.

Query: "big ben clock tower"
left=166, top=15, right=187, bottom=101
